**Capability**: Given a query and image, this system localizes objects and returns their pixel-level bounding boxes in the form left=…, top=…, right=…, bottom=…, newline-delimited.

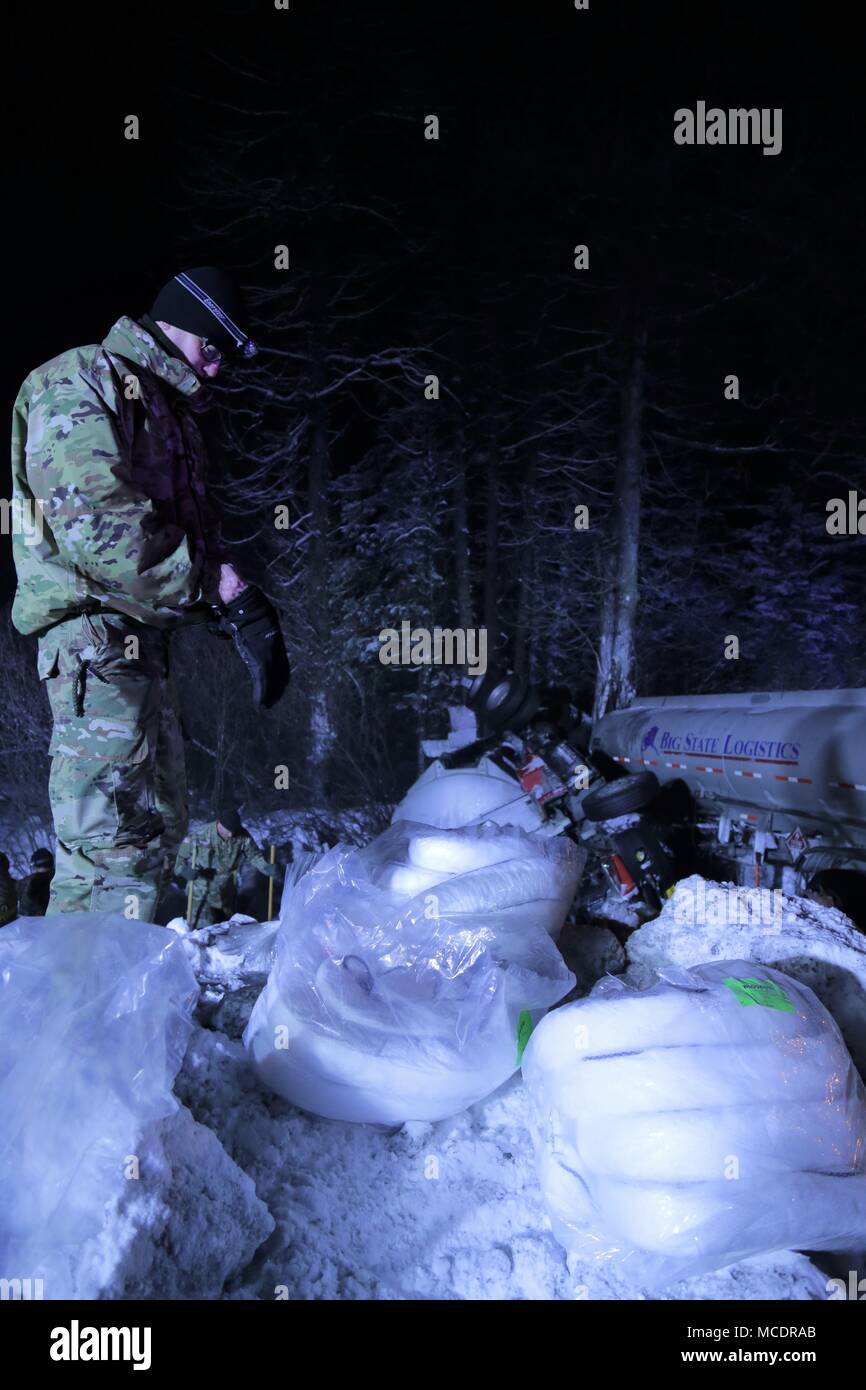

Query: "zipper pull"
left=73, top=660, right=90, bottom=716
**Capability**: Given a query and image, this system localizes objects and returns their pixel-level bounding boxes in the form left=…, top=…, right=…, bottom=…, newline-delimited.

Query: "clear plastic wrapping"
left=245, top=821, right=582, bottom=1123
left=0, top=914, right=198, bottom=1296
left=522, top=960, right=866, bottom=1288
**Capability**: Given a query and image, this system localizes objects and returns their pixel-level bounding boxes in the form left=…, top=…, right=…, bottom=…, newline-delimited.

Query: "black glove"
left=174, top=866, right=215, bottom=884
left=218, top=587, right=291, bottom=709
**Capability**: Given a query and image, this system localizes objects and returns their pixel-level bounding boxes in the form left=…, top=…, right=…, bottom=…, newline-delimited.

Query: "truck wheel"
left=468, top=671, right=539, bottom=731
left=582, top=771, right=660, bottom=822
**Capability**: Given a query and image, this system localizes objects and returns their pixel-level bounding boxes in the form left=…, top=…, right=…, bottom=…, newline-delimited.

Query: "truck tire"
left=582, top=771, right=660, bottom=822
left=468, top=672, right=539, bottom=731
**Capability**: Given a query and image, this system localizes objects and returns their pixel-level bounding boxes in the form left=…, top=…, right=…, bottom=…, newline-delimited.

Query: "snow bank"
left=5, top=871, right=856, bottom=1302
left=168, top=914, right=281, bottom=988
left=626, top=875, right=866, bottom=1076
left=74, top=1105, right=273, bottom=1300
left=174, top=1020, right=830, bottom=1301
left=162, top=879, right=853, bottom=1301
left=0, top=914, right=272, bottom=1300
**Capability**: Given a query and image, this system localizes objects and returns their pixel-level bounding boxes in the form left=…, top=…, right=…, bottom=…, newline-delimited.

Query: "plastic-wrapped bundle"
left=374, top=824, right=581, bottom=940
left=245, top=821, right=582, bottom=1123
left=392, top=756, right=545, bottom=833
left=522, top=961, right=866, bottom=1287
left=0, top=915, right=198, bottom=1298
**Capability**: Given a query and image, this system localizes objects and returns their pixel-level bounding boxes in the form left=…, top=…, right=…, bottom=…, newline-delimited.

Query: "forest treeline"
left=2, top=3, right=863, bottom=843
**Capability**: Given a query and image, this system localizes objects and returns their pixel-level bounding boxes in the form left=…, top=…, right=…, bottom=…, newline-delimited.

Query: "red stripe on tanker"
left=590, top=689, right=866, bottom=839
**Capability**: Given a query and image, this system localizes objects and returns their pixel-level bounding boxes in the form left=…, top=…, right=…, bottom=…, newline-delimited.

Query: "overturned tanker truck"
left=393, top=675, right=866, bottom=926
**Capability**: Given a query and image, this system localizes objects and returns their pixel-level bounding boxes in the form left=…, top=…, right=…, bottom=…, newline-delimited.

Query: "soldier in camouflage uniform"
left=174, top=805, right=279, bottom=928
left=17, top=847, right=55, bottom=916
left=9, top=268, right=259, bottom=920
left=0, top=853, right=18, bottom=927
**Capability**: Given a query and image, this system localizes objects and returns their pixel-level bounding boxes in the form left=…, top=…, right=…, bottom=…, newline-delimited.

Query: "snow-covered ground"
left=2, top=869, right=863, bottom=1301
left=174, top=1014, right=831, bottom=1301
left=164, top=876, right=864, bottom=1302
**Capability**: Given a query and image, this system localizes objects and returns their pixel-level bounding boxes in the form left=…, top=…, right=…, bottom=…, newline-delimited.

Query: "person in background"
left=174, top=804, right=279, bottom=929
left=0, top=853, right=18, bottom=926
left=18, top=848, right=55, bottom=916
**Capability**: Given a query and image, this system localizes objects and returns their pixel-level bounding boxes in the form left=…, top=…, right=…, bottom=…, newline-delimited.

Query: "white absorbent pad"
left=577, top=1100, right=863, bottom=1183
left=408, top=829, right=534, bottom=873
left=246, top=821, right=581, bottom=1122
left=521, top=959, right=866, bottom=1287
left=392, top=758, right=545, bottom=832
left=546, top=1035, right=841, bottom=1117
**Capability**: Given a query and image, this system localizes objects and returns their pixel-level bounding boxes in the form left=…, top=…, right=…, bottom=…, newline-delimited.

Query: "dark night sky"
left=4, top=0, right=864, bottom=599
left=7, top=0, right=862, bottom=365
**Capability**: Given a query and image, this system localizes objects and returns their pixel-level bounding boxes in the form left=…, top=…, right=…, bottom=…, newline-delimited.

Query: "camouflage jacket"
left=175, top=821, right=277, bottom=885
left=175, top=821, right=277, bottom=923
left=10, top=315, right=222, bottom=640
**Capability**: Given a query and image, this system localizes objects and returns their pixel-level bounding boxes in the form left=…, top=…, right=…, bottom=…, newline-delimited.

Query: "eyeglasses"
left=199, top=337, right=223, bottom=364
left=200, top=335, right=259, bottom=363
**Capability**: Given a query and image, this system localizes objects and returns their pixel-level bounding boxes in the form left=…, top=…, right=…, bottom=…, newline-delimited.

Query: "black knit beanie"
left=218, top=805, right=244, bottom=836
left=149, top=267, right=256, bottom=357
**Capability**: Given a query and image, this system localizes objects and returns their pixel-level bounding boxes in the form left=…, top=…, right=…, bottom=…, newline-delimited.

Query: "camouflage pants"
left=38, top=612, right=188, bottom=920
left=184, top=879, right=236, bottom=930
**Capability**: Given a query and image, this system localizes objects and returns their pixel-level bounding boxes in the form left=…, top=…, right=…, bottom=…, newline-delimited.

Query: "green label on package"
left=723, top=976, right=794, bottom=1011
left=516, top=1010, right=534, bottom=1065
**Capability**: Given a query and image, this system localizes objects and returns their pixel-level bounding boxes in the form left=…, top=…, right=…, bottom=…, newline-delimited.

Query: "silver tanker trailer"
left=589, top=688, right=866, bottom=916
left=396, top=675, right=866, bottom=925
